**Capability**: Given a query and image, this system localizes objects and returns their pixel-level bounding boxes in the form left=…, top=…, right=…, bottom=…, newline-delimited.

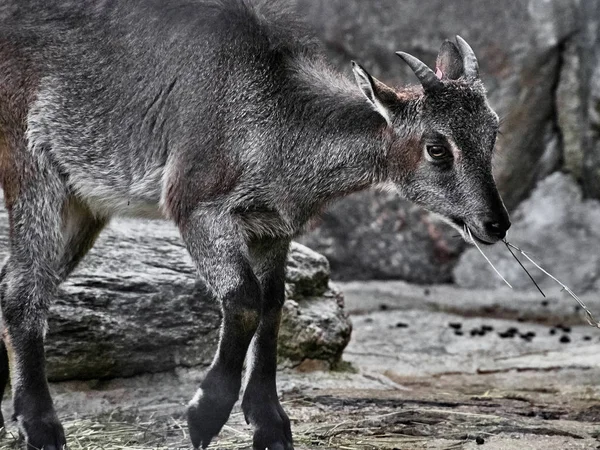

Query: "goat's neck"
left=284, top=60, right=399, bottom=201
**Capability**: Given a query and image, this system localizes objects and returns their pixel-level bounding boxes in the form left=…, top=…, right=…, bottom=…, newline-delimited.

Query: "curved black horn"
left=455, top=35, right=479, bottom=80
left=396, top=51, right=443, bottom=91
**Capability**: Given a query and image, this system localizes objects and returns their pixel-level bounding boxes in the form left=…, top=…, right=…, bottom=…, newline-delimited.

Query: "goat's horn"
left=455, top=35, right=479, bottom=80
left=396, top=51, right=443, bottom=91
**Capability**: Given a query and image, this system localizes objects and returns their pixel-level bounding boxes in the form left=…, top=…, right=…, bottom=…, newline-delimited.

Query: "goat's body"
left=0, top=2, right=506, bottom=449
left=0, top=0, right=382, bottom=235
left=0, top=2, right=389, bottom=448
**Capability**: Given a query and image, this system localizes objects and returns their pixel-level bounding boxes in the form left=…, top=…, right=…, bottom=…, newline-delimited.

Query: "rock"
left=454, top=172, right=600, bottom=293
left=284, top=244, right=330, bottom=297
left=279, top=283, right=351, bottom=368
left=295, top=0, right=579, bottom=281
left=557, top=39, right=585, bottom=181
left=0, top=199, right=352, bottom=381
left=300, top=190, right=464, bottom=282
left=582, top=1, right=600, bottom=199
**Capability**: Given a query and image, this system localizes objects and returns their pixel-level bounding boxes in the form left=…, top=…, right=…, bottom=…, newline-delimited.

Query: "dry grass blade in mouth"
left=466, top=226, right=512, bottom=289
left=504, top=240, right=600, bottom=329
left=504, top=241, right=546, bottom=298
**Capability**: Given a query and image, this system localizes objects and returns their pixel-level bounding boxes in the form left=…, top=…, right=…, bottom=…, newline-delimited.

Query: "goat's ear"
left=352, top=61, right=393, bottom=125
left=435, top=40, right=464, bottom=80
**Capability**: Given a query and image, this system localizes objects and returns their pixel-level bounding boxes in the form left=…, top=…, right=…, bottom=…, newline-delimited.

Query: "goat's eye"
left=426, top=145, right=451, bottom=160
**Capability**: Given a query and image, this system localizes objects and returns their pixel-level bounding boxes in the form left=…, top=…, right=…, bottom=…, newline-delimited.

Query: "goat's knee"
left=220, top=273, right=262, bottom=335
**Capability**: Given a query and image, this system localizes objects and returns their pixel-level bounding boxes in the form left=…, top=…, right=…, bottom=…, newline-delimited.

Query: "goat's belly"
left=238, top=210, right=298, bottom=240
left=70, top=175, right=165, bottom=219
left=85, top=193, right=165, bottom=219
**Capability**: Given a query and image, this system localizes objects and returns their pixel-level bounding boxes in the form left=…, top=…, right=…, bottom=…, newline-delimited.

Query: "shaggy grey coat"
left=0, top=1, right=508, bottom=449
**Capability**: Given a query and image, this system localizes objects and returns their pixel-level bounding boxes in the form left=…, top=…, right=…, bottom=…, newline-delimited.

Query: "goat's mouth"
left=449, top=218, right=497, bottom=245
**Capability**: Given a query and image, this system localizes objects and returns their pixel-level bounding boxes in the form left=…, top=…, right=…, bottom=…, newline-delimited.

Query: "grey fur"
left=0, top=1, right=509, bottom=449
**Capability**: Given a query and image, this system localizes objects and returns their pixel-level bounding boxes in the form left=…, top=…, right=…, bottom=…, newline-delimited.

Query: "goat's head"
left=353, top=36, right=510, bottom=245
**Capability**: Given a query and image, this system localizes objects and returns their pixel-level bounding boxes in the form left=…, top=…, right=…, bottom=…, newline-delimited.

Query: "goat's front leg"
left=242, top=239, right=294, bottom=450
left=181, top=210, right=262, bottom=449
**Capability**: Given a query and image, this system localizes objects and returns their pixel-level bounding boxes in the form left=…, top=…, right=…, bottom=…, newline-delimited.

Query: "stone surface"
left=3, top=280, right=598, bottom=449
left=296, top=0, right=579, bottom=281
left=580, top=0, right=600, bottom=198
left=0, top=201, right=352, bottom=381
left=558, top=39, right=584, bottom=181
left=454, top=172, right=600, bottom=292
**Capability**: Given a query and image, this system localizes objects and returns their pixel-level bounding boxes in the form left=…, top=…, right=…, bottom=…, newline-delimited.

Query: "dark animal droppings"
left=395, top=322, right=409, bottom=328
left=541, top=300, right=549, bottom=307
left=584, top=336, right=592, bottom=341
left=379, top=304, right=389, bottom=311
left=476, top=436, right=485, bottom=445
left=560, top=335, right=571, bottom=344
left=449, top=322, right=462, bottom=330
left=455, top=330, right=464, bottom=336
left=549, top=328, right=556, bottom=335
left=555, top=324, right=571, bottom=333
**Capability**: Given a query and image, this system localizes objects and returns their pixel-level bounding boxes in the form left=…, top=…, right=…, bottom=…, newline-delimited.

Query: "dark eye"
left=427, top=145, right=451, bottom=161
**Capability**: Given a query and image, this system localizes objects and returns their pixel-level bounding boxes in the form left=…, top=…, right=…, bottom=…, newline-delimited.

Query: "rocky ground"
left=2, top=280, right=599, bottom=449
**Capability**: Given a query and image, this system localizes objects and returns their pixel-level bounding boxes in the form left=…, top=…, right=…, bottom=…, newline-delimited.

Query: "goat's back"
left=0, top=0, right=321, bottom=217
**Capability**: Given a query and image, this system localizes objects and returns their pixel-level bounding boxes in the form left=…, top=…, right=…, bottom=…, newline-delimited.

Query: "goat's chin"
left=431, top=214, right=498, bottom=245
left=431, top=213, right=465, bottom=236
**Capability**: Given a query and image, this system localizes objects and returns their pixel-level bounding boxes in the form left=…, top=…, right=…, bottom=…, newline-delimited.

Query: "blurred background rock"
left=296, top=0, right=600, bottom=288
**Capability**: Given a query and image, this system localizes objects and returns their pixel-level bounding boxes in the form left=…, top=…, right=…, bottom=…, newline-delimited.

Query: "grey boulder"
left=0, top=201, right=352, bottom=381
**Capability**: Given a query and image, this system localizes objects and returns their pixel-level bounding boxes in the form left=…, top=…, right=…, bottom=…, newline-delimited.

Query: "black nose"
left=484, top=218, right=511, bottom=239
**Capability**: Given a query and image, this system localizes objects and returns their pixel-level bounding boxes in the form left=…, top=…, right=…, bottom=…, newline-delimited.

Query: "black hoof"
left=243, top=393, right=294, bottom=450
left=187, top=379, right=240, bottom=449
left=16, top=412, right=66, bottom=450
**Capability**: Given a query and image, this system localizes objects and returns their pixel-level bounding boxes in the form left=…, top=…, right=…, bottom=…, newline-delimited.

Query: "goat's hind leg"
left=57, top=197, right=108, bottom=281
left=0, top=198, right=106, bottom=435
left=0, top=168, right=68, bottom=449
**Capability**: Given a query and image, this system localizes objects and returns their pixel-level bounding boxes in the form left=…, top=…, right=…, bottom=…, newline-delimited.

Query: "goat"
left=0, top=0, right=510, bottom=449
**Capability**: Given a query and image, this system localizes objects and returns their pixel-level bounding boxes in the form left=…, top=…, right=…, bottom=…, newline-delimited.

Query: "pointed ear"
left=435, top=40, right=464, bottom=80
left=352, top=61, right=393, bottom=125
